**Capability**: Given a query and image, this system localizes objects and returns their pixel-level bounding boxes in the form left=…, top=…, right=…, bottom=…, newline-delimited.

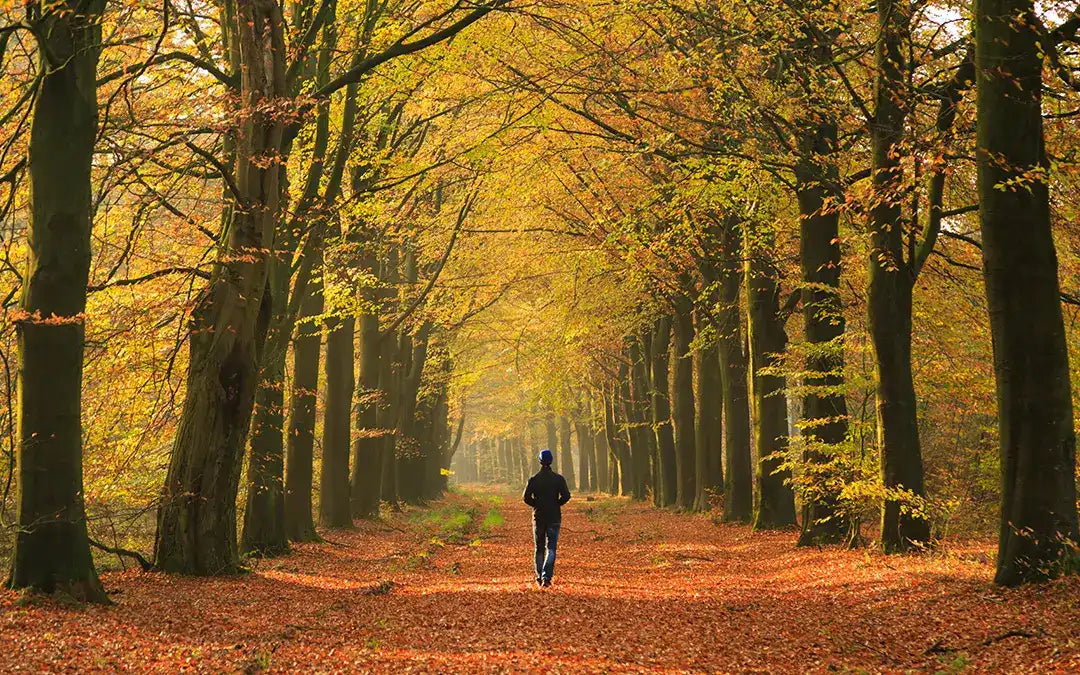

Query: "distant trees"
left=3, top=0, right=1080, bottom=598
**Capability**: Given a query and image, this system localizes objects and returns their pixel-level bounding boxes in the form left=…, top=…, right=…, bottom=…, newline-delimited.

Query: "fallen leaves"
left=1, top=490, right=1078, bottom=673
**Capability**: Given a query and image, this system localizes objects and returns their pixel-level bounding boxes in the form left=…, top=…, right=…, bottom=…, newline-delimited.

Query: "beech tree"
left=6, top=0, right=109, bottom=602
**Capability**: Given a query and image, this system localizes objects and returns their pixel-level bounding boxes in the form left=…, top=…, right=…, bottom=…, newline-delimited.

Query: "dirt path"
left=2, top=489, right=1079, bottom=673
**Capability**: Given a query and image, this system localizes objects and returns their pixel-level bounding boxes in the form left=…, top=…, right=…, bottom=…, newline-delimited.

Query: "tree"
left=975, top=0, right=1079, bottom=585
left=6, top=0, right=109, bottom=602
left=154, top=0, right=287, bottom=575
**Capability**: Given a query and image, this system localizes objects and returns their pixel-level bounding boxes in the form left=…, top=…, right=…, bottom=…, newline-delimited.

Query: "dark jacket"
left=523, top=466, right=571, bottom=524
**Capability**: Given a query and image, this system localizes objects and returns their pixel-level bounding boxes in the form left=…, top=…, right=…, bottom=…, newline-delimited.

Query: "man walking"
left=523, top=449, right=571, bottom=587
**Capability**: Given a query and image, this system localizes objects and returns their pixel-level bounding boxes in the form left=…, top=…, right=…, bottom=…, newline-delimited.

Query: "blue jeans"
left=533, top=520, right=560, bottom=582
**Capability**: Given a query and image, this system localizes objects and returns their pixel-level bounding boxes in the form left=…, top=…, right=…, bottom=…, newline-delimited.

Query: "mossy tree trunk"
left=717, top=219, right=753, bottom=523
left=976, top=0, right=1080, bottom=585
left=155, top=0, right=286, bottom=574
left=649, top=317, right=677, bottom=506
left=793, top=89, right=850, bottom=547
left=671, top=299, right=697, bottom=509
left=594, top=396, right=611, bottom=494
left=319, top=232, right=354, bottom=528
left=558, top=415, right=576, bottom=487
left=7, top=0, right=109, bottom=602
left=745, top=227, right=797, bottom=530
left=693, top=314, right=722, bottom=512
left=284, top=258, right=322, bottom=542
left=866, top=0, right=931, bottom=552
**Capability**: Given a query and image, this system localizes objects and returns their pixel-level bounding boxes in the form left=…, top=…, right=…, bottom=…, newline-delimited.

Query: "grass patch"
left=481, top=507, right=505, bottom=530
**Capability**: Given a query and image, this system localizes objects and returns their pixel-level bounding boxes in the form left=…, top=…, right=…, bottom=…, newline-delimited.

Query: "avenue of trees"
left=0, top=0, right=1078, bottom=602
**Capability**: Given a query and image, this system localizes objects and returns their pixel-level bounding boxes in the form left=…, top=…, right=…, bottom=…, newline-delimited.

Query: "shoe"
left=541, top=578, right=551, bottom=587
left=535, top=578, right=543, bottom=587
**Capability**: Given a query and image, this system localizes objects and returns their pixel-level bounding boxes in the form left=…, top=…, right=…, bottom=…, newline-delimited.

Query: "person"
left=522, top=449, right=571, bottom=587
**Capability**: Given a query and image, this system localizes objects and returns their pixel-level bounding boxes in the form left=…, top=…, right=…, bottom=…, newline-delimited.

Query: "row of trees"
left=1, top=0, right=1077, bottom=605
left=3, top=0, right=500, bottom=601
left=449, top=0, right=1079, bottom=587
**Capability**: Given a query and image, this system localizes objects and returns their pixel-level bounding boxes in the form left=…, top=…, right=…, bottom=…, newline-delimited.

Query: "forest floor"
left=2, top=488, right=1079, bottom=673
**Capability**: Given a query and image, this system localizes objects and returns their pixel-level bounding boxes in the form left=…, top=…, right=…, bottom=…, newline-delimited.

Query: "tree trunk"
left=672, top=300, right=697, bottom=509
left=746, top=230, right=797, bottom=530
left=320, top=311, right=354, bottom=528
left=154, top=0, right=286, bottom=574
left=284, top=266, right=322, bottom=541
left=693, top=314, right=722, bottom=512
left=350, top=304, right=382, bottom=517
left=718, top=221, right=753, bottom=523
left=545, top=413, right=558, bottom=456
left=649, top=317, right=678, bottom=506
left=867, top=0, right=929, bottom=552
left=7, top=0, right=108, bottom=602
left=794, top=92, right=851, bottom=547
left=976, top=0, right=1079, bottom=585
left=241, top=306, right=289, bottom=556
left=558, top=415, right=576, bottom=487
left=594, top=396, right=611, bottom=494
left=574, top=421, right=594, bottom=493
left=625, top=341, right=651, bottom=499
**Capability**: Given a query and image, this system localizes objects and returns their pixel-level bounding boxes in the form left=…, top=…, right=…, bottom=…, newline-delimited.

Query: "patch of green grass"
left=481, top=507, right=504, bottom=530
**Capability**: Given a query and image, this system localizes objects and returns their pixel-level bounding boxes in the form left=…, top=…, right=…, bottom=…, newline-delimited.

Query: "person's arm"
left=557, top=476, right=571, bottom=506
left=523, top=477, right=536, bottom=507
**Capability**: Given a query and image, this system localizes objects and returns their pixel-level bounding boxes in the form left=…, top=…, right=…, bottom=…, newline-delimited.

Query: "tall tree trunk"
left=320, top=305, right=354, bottom=528
left=154, top=0, right=286, bottom=574
left=693, top=314, right=722, bottom=511
left=558, top=415, right=576, bottom=487
left=672, top=300, right=697, bottom=509
left=7, top=0, right=108, bottom=602
left=241, top=292, right=289, bottom=556
left=794, top=86, right=851, bottom=547
left=574, top=421, right=594, bottom=492
left=545, top=413, right=558, bottom=456
left=649, top=318, right=678, bottom=506
left=350, top=299, right=382, bottom=517
left=718, top=221, right=753, bottom=523
left=868, top=0, right=929, bottom=552
left=976, top=0, right=1079, bottom=585
left=746, top=229, right=797, bottom=530
left=284, top=264, right=322, bottom=541
left=625, top=341, right=651, bottom=499
left=594, top=396, right=611, bottom=494
left=606, top=377, right=632, bottom=495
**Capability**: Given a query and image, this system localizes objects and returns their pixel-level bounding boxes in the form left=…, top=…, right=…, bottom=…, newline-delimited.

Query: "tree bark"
left=650, top=317, right=678, bottom=506
left=320, top=307, right=354, bottom=528
left=241, top=294, right=289, bottom=556
left=746, top=229, right=797, bottom=530
left=154, top=0, right=286, bottom=574
left=693, top=314, right=722, bottom=511
left=867, top=0, right=930, bottom=552
left=976, top=0, right=1079, bottom=585
left=794, top=84, right=851, bottom=547
left=718, top=221, right=753, bottom=523
left=284, top=263, right=322, bottom=541
left=558, top=415, right=576, bottom=487
left=594, top=396, right=611, bottom=494
left=672, top=300, right=697, bottom=509
left=7, top=0, right=109, bottom=602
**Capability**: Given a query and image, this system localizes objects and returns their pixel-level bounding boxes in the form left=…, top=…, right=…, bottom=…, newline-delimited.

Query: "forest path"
left=2, top=488, right=1079, bottom=673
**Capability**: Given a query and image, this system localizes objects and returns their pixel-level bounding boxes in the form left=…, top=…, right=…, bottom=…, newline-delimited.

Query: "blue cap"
left=539, top=449, right=553, bottom=465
